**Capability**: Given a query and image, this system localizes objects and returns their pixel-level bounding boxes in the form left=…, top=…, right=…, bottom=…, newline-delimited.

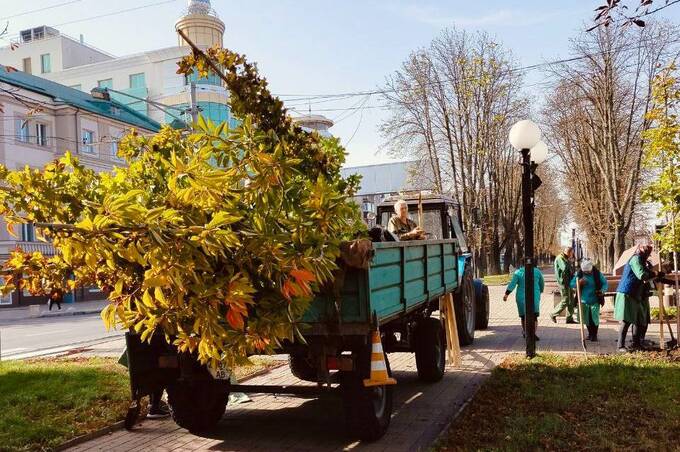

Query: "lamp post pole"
left=521, top=147, right=536, bottom=358
left=509, top=120, right=546, bottom=359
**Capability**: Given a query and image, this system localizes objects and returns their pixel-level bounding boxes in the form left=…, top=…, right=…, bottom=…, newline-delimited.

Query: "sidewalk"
left=66, top=286, right=656, bottom=452
left=0, top=299, right=108, bottom=323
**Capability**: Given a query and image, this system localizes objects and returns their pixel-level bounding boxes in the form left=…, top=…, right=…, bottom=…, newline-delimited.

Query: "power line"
left=0, top=1, right=83, bottom=22
left=1, top=0, right=181, bottom=41
left=272, top=33, right=680, bottom=103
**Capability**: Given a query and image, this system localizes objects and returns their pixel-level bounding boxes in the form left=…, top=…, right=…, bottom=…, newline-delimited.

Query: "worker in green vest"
left=570, top=259, right=608, bottom=341
left=503, top=265, right=545, bottom=341
left=551, top=247, right=576, bottom=324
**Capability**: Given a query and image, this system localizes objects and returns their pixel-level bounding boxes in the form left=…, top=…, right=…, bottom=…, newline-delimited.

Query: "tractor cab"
left=376, top=194, right=468, bottom=253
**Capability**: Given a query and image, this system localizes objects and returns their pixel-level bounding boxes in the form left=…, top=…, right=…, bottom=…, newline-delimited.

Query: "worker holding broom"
left=503, top=265, right=545, bottom=341
left=615, top=244, right=656, bottom=352
left=570, top=259, right=608, bottom=342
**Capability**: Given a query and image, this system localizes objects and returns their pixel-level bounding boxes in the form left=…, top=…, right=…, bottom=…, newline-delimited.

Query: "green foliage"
left=0, top=357, right=130, bottom=451
left=0, top=46, right=364, bottom=366
left=642, top=64, right=680, bottom=253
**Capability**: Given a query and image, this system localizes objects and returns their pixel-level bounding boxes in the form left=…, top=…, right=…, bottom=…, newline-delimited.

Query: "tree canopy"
left=0, top=46, right=364, bottom=366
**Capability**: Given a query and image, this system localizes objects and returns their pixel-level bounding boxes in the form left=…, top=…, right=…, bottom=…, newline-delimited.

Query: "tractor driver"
left=387, top=199, right=425, bottom=241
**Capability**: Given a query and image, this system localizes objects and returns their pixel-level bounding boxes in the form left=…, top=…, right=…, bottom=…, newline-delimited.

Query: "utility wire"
left=272, top=33, right=680, bottom=102
left=0, top=1, right=83, bottom=21
left=1, top=0, right=181, bottom=41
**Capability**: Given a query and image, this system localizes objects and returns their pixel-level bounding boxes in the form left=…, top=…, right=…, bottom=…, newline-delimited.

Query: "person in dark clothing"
left=47, top=291, right=62, bottom=311
left=147, top=389, right=169, bottom=418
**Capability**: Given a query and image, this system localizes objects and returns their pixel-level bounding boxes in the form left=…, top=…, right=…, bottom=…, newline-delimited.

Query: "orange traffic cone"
left=363, top=329, right=397, bottom=387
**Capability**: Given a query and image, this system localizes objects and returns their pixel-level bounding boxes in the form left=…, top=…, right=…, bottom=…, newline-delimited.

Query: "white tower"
left=175, top=0, right=225, bottom=47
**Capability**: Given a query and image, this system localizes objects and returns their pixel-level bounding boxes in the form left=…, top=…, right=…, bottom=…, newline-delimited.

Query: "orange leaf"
left=291, top=269, right=315, bottom=284
left=226, top=308, right=245, bottom=330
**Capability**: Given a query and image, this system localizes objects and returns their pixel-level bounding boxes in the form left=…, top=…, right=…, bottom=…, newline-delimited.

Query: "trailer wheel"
left=475, top=283, right=490, bottom=330
left=455, top=267, right=476, bottom=346
left=167, top=381, right=228, bottom=433
left=341, top=351, right=393, bottom=441
left=288, top=353, right=318, bottom=382
left=414, top=317, right=446, bottom=382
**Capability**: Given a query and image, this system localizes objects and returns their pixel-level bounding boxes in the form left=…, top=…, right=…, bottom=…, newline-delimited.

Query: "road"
left=0, top=313, right=123, bottom=360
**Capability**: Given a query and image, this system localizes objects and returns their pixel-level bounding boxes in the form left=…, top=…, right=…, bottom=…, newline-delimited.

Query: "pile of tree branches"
left=0, top=46, right=364, bottom=366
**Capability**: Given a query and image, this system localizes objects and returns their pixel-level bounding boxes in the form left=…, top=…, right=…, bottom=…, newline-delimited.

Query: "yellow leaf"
left=142, top=289, right=155, bottom=308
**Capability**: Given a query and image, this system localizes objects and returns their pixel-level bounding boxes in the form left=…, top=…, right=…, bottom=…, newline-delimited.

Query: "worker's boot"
left=589, top=324, right=598, bottom=342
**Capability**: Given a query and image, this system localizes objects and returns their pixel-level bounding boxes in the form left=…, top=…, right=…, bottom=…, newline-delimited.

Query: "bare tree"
left=543, top=22, right=680, bottom=270
left=381, top=29, right=537, bottom=275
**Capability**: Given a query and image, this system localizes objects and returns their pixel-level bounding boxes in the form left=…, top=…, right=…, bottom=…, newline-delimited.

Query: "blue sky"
left=3, top=0, right=680, bottom=166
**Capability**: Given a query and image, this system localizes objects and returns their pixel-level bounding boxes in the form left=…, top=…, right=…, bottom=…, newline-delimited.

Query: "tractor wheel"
left=414, top=317, right=446, bottom=382
left=167, top=380, right=228, bottom=433
left=454, top=267, right=476, bottom=346
left=288, top=353, right=318, bottom=382
left=341, top=348, right=393, bottom=441
left=475, top=283, right=490, bottom=330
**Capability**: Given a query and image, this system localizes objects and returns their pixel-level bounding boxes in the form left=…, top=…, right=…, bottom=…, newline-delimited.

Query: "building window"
left=185, top=69, right=221, bottom=86
left=97, top=78, right=113, bottom=89
left=69, top=84, right=82, bottom=91
left=22, top=57, right=32, bottom=74
left=15, top=119, right=29, bottom=142
left=129, top=73, right=145, bottom=89
left=35, top=123, right=47, bottom=146
left=111, top=139, right=123, bottom=161
left=40, top=53, right=51, bottom=74
left=0, top=278, right=11, bottom=305
left=82, top=129, right=95, bottom=154
left=21, top=223, right=35, bottom=242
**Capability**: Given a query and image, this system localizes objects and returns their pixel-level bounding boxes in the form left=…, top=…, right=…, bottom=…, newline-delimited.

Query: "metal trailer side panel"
left=300, top=239, right=459, bottom=334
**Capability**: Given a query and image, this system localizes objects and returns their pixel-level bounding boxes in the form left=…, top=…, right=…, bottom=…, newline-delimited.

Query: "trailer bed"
left=301, top=239, right=459, bottom=334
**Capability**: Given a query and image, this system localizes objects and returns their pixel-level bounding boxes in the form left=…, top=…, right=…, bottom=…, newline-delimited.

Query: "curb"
left=54, top=420, right=125, bottom=451
left=429, top=373, right=491, bottom=450
left=39, top=309, right=102, bottom=319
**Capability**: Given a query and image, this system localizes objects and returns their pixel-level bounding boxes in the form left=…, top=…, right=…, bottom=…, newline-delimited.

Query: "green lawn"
left=439, top=352, right=680, bottom=450
left=483, top=274, right=511, bottom=286
left=0, top=357, right=130, bottom=452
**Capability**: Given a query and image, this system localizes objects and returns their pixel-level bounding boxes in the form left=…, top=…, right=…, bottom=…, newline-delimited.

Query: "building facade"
left=0, top=65, right=160, bottom=307
left=0, top=0, right=238, bottom=129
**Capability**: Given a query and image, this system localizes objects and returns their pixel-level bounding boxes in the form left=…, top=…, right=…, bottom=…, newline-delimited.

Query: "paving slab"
left=66, top=286, right=662, bottom=451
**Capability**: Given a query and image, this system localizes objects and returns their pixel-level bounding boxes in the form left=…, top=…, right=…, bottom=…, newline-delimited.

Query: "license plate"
left=208, top=362, right=232, bottom=380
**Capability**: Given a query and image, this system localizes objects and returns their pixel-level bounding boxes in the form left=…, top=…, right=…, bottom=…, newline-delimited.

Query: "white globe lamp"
left=509, top=120, right=541, bottom=151
left=530, top=141, right=548, bottom=164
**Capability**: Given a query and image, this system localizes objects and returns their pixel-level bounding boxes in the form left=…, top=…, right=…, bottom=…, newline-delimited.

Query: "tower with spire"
left=175, top=0, right=225, bottom=48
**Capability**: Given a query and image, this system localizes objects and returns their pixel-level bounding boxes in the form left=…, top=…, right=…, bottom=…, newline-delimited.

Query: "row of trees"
left=543, top=22, right=680, bottom=270
left=381, top=21, right=680, bottom=274
left=380, top=29, right=564, bottom=275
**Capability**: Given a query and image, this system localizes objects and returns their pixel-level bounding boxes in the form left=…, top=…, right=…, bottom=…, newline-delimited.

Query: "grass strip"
left=439, top=351, right=680, bottom=450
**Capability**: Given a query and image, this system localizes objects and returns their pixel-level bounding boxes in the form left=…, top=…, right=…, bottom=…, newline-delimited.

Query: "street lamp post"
left=509, top=120, right=547, bottom=358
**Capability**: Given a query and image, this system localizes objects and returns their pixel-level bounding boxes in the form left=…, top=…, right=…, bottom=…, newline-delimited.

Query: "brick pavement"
left=67, top=286, right=660, bottom=452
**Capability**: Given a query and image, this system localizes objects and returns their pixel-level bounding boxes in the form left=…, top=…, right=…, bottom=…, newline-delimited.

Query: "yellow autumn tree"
left=0, top=46, right=364, bottom=367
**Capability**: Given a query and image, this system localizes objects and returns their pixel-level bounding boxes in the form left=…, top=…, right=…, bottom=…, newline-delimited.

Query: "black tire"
left=414, top=317, right=446, bottom=382
left=341, top=349, right=394, bottom=442
left=455, top=267, right=476, bottom=346
left=475, top=284, right=490, bottom=330
left=288, top=353, right=318, bottom=382
left=167, top=380, right=228, bottom=433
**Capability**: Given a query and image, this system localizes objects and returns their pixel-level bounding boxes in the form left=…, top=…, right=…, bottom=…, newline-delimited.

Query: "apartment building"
left=0, top=65, right=160, bottom=307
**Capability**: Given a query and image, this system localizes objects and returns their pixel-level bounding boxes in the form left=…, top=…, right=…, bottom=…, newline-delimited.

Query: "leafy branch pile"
left=0, top=46, right=364, bottom=365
